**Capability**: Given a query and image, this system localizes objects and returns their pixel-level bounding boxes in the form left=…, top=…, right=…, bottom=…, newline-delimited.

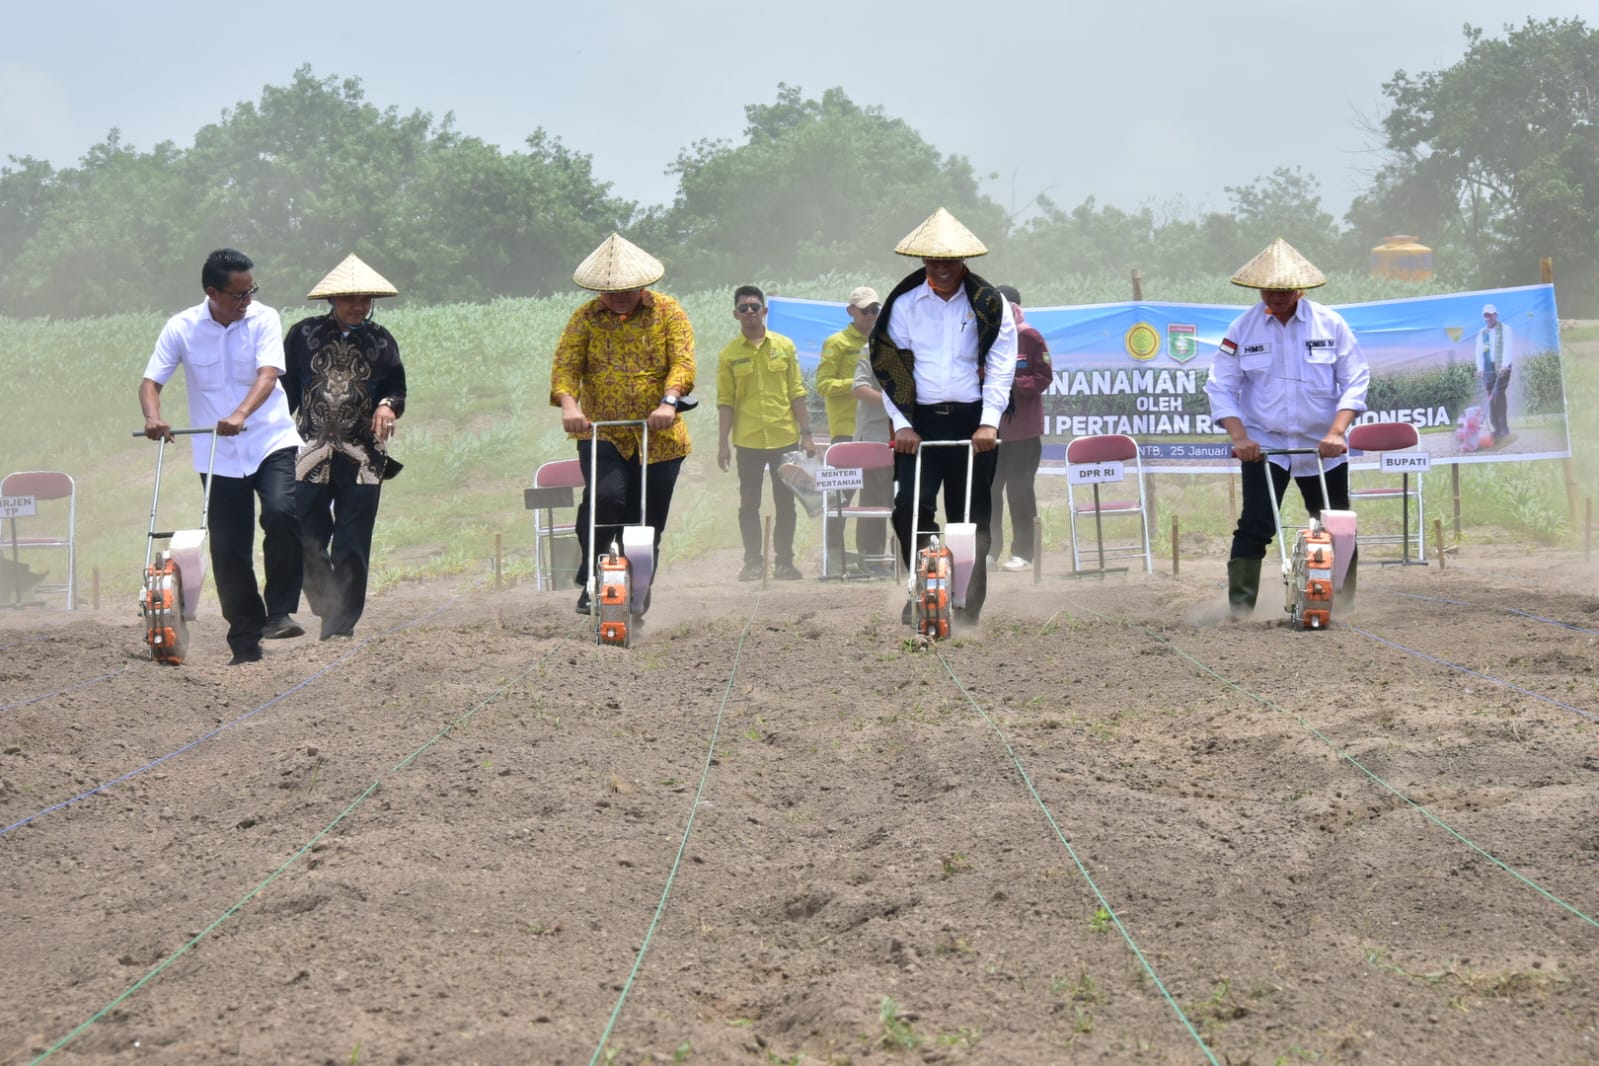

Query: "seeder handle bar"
left=585, top=419, right=651, bottom=607
left=134, top=428, right=220, bottom=570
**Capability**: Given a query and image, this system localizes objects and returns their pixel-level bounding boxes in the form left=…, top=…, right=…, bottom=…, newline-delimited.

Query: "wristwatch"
left=660, top=395, right=679, bottom=409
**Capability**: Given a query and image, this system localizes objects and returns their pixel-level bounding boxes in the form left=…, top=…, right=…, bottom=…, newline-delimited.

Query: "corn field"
left=1, top=281, right=1593, bottom=611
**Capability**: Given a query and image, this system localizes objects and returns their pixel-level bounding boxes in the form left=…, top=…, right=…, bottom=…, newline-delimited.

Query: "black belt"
left=914, top=401, right=982, bottom=416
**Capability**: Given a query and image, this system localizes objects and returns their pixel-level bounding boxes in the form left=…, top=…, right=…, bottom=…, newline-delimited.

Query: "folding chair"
left=819, top=440, right=898, bottom=580
left=1064, top=435, right=1152, bottom=575
left=1, top=470, right=77, bottom=610
left=523, top=459, right=585, bottom=591
left=1346, top=421, right=1426, bottom=564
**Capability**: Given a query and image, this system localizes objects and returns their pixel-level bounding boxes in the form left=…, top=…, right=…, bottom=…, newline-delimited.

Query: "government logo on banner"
left=1167, top=324, right=1197, bottom=363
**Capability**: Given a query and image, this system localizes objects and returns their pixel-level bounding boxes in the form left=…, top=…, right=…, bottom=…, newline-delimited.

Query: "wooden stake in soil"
left=762, top=515, right=771, bottom=589
left=1434, top=519, right=1446, bottom=570
left=1451, top=464, right=1462, bottom=541
left=1033, top=515, right=1042, bottom=585
left=494, top=533, right=503, bottom=590
left=1171, top=515, right=1180, bottom=577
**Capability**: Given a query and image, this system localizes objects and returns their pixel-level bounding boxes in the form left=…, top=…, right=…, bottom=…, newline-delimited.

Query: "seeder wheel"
left=595, top=551, right=632, bottom=648
left=142, top=554, right=189, bottom=664
left=914, top=543, right=954, bottom=640
left=1288, top=522, right=1335, bottom=631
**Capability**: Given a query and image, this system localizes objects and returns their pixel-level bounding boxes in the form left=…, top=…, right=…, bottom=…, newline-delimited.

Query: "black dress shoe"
left=576, top=589, right=591, bottom=614
left=263, top=614, right=305, bottom=639
left=228, top=645, right=263, bottom=666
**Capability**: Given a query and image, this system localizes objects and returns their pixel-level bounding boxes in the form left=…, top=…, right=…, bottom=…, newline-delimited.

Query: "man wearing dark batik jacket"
left=283, top=254, right=407, bottom=641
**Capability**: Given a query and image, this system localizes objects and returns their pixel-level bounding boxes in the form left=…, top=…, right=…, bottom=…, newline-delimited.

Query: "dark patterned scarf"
left=869, top=267, right=1005, bottom=412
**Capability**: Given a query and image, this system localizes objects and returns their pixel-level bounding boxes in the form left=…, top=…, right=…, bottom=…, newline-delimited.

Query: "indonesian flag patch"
left=1217, top=338, right=1238, bottom=357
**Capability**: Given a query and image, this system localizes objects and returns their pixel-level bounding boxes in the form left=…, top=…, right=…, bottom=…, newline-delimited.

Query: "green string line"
left=932, top=645, right=1221, bottom=1065
left=1136, top=623, right=1599, bottom=931
left=587, top=593, right=763, bottom=1066
left=32, top=646, right=562, bottom=1064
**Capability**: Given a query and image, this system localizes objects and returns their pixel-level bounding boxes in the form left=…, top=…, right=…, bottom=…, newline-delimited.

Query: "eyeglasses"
left=215, top=284, right=259, bottom=303
left=735, top=303, right=763, bottom=314
left=856, top=305, right=881, bottom=315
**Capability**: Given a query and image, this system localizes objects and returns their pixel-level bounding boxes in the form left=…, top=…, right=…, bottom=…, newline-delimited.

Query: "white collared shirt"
left=143, top=300, right=303, bottom=477
left=880, top=281, right=1017, bottom=432
left=1204, top=297, right=1370, bottom=477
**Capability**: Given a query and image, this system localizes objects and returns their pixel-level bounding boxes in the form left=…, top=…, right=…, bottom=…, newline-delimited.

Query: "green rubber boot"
left=1227, top=558, right=1262, bottom=619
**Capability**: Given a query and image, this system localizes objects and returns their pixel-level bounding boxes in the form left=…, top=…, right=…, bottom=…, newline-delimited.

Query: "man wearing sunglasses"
left=139, top=248, right=306, bottom=664
left=716, top=285, right=816, bottom=581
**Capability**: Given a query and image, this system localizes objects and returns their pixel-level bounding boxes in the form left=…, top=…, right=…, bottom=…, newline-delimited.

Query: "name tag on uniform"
left=1305, top=339, right=1336, bottom=350
left=1242, top=343, right=1269, bottom=355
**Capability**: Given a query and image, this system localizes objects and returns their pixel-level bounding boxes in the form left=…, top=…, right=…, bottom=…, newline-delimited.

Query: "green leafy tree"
left=1350, top=18, right=1599, bottom=312
left=1006, top=166, right=1340, bottom=288
left=0, top=67, right=636, bottom=317
left=646, top=84, right=1007, bottom=289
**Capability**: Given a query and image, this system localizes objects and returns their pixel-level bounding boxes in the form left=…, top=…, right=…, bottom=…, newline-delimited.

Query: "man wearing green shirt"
left=717, top=285, right=816, bottom=581
left=817, top=286, right=881, bottom=576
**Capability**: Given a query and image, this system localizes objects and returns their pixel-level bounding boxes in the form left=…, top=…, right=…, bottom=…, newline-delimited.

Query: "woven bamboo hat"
left=1230, top=238, right=1326, bottom=290
left=895, top=208, right=988, bottom=260
left=306, top=254, right=399, bottom=299
left=573, top=233, right=665, bottom=292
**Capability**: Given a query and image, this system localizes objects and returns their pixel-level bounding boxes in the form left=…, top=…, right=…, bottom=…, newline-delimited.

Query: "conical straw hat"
left=572, top=233, right=665, bottom=292
left=306, top=254, right=399, bottom=299
left=894, top=207, right=988, bottom=259
left=1230, top=238, right=1326, bottom=290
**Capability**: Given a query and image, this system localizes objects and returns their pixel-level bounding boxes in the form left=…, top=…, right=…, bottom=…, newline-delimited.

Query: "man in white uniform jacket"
left=1204, top=239, right=1370, bottom=618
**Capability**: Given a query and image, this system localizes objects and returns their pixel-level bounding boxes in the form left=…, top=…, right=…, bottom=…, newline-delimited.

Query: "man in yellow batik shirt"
left=551, top=233, right=695, bottom=616
left=716, top=284, right=815, bottom=581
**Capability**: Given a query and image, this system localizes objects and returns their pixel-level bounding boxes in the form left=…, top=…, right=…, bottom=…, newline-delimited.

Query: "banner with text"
left=769, top=284, right=1567, bottom=474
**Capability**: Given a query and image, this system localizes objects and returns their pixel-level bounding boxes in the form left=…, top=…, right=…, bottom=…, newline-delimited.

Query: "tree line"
left=1, top=17, right=1593, bottom=319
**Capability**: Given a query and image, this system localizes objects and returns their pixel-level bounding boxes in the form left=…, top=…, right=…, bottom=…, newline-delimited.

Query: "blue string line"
left=30, top=635, right=560, bottom=1063
left=1, top=663, right=143, bottom=714
left=1391, top=590, right=1599, bottom=634
left=1, top=597, right=461, bottom=838
left=1345, top=623, right=1599, bottom=724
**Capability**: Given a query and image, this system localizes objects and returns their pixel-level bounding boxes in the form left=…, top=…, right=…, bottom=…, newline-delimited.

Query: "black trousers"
left=201, top=446, right=302, bottom=653
left=298, top=453, right=382, bottom=639
left=893, top=403, right=997, bottom=613
left=990, top=436, right=1042, bottom=562
left=575, top=439, right=682, bottom=587
left=1230, top=459, right=1351, bottom=560
left=736, top=444, right=798, bottom=566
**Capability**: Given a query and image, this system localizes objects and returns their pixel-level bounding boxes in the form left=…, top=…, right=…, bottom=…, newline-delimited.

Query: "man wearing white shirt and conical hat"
left=1204, top=238, right=1371, bottom=618
left=283, top=253, right=408, bottom=641
left=870, top=208, right=1017, bottom=625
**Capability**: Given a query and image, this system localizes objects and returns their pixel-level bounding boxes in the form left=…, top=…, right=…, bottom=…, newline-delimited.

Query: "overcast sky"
left=2, top=0, right=1589, bottom=226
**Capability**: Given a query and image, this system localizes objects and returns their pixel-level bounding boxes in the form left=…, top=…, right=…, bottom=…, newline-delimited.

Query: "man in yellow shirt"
left=550, top=233, right=695, bottom=615
left=817, top=286, right=883, bottom=576
left=716, top=285, right=816, bottom=581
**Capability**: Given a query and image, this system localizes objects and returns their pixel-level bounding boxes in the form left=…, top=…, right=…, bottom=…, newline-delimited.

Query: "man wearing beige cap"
left=1204, top=238, right=1370, bottom=618
left=1476, top=303, right=1514, bottom=444
left=551, top=233, right=695, bottom=616
left=283, top=253, right=408, bottom=641
left=871, top=208, right=1017, bottom=624
left=817, top=286, right=884, bottom=576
